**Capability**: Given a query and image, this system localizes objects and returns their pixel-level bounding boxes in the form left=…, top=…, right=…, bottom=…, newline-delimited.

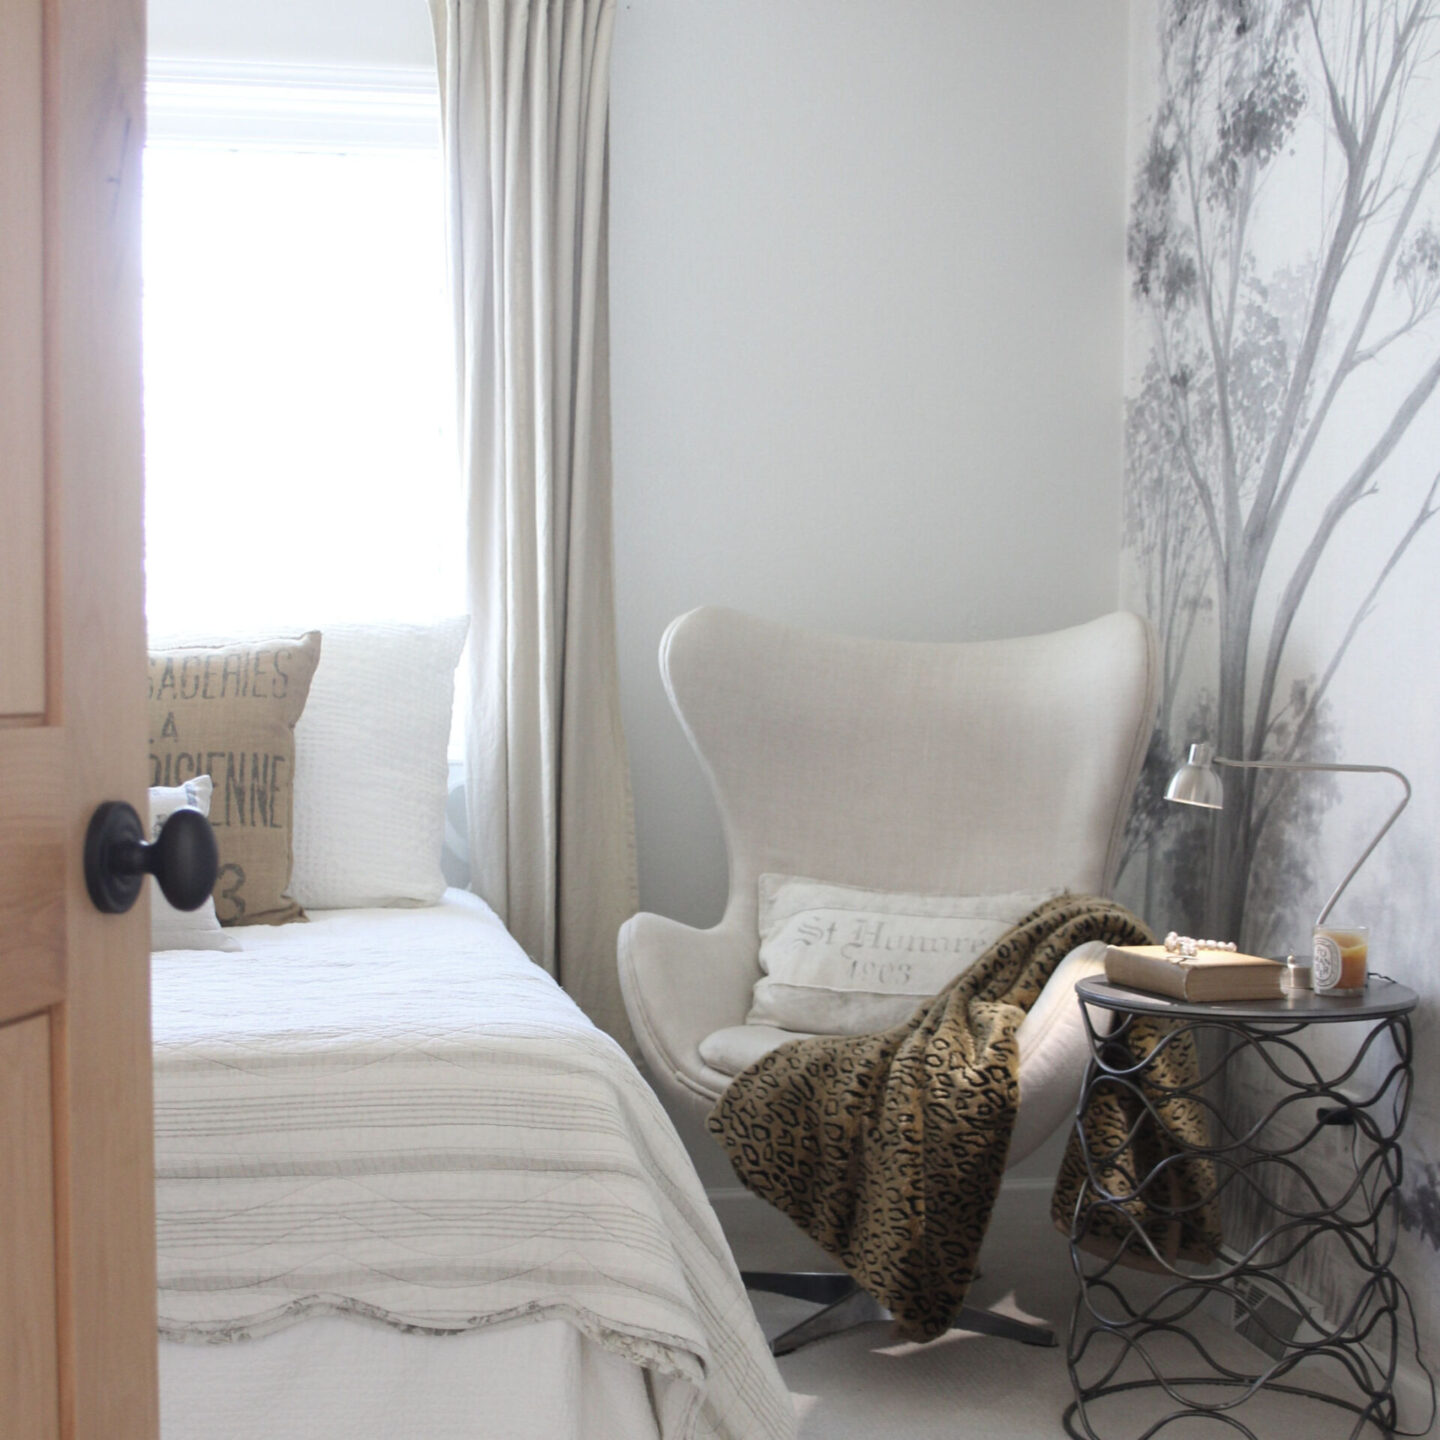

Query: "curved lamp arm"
left=1167, top=742, right=1412, bottom=926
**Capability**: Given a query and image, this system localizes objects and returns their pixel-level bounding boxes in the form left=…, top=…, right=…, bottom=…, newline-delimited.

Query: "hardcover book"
left=1103, top=944, right=1286, bottom=1002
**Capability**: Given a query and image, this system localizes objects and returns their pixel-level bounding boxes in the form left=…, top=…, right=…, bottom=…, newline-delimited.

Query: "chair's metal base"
left=743, top=1271, right=1057, bottom=1357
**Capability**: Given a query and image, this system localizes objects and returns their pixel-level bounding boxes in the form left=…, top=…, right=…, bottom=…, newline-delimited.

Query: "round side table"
left=1065, top=976, right=1417, bottom=1440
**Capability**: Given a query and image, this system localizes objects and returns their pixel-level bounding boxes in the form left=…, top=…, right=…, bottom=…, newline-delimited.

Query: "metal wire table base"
left=1065, top=979, right=1417, bottom=1440
left=1062, top=1377, right=1398, bottom=1440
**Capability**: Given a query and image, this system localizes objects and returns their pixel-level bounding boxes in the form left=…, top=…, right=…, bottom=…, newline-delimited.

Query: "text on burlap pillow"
left=147, top=632, right=321, bottom=925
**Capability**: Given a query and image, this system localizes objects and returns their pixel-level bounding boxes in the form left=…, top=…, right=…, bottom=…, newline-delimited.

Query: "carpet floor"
left=742, top=1187, right=1091, bottom=1440
left=730, top=1185, right=1398, bottom=1440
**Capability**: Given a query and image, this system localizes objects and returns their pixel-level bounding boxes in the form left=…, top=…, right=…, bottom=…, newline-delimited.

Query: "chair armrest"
left=1008, top=941, right=1109, bottom=1167
left=617, top=912, right=760, bottom=1110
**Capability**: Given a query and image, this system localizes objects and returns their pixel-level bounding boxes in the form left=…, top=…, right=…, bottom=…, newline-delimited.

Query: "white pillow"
left=289, top=617, right=469, bottom=909
left=148, top=778, right=240, bottom=952
left=746, top=874, right=1058, bottom=1035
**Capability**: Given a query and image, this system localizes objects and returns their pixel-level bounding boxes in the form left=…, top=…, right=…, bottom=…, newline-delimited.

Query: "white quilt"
left=150, top=892, right=794, bottom=1440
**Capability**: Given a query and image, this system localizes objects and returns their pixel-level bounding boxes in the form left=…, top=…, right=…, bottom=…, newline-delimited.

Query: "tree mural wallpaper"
left=1121, top=0, right=1440, bottom=1378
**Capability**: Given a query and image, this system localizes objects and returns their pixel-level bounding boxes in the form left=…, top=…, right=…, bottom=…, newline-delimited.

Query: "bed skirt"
left=160, top=1314, right=665, bottom=1440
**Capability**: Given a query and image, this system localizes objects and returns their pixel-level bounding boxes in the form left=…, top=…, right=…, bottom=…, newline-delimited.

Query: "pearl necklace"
left=1163, top=931, right=1237, bottom=960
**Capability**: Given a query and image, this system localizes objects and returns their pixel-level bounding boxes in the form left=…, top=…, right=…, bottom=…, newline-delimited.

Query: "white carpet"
left=726, top=1182, right=1412, bottom=1440
left=739, top=1182, right=1085, bottom=1439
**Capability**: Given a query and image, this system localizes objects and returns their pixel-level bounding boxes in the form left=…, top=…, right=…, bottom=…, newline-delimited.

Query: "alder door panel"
left=0, top=0, right=46, bottom=715
left=0, top=1016, right=60, bottom=1440
left=0, top=0, right=155, bottom=1435
left=0, top=730, right=66, bottom=1020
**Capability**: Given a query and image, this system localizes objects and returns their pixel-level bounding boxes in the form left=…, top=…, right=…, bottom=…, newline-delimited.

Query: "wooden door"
left=0, top=0, right=156, bottom=1435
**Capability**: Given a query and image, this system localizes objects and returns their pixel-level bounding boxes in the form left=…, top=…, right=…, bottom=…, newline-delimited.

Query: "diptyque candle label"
left=1312, top=928, right=1367, bottom=994
left=1313, top=933, right=1343, bottom=991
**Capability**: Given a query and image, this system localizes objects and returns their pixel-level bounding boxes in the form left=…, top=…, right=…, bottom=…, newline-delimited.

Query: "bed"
left=151, top=891, right=795, bottom=1440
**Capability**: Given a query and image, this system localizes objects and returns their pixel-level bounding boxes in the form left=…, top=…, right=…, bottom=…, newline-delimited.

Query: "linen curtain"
left=430, top=0, right=637, bottom=1050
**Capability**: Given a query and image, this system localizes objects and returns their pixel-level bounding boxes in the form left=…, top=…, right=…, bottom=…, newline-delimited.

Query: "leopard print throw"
left=707, top=893, right=1221, bottom=1342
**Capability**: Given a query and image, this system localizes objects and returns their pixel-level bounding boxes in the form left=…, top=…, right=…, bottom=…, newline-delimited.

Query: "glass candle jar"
left=1313, top=925, right=1368, bottom=996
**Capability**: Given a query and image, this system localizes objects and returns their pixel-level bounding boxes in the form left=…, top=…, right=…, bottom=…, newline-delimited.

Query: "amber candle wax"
left=1313, top=925, right=1368, bottom=995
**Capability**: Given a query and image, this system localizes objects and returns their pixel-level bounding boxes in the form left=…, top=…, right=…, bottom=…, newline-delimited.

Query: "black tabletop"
left=1075, top=974, right=1418, bottom=1023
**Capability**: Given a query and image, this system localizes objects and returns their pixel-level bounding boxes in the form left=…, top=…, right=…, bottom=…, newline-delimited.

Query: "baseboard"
left=1220, top=1248, right=1436, bottom=1432
left=996, top=1174, right=1055, bottom=1195
left=1391, top=1355, right=1437, bottom=1434
left=707, top=1186, right=839, bottom=1272
left=706, top=1185, right=760, bottom=1207
left=707, top=1172, right=1053, bottom=1209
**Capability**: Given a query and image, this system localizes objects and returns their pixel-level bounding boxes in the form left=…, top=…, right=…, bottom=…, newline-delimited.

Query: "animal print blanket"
left=707, top=894, right=1221, bottom=1341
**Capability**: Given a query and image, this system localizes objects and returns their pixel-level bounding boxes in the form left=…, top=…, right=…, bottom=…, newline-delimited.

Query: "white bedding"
left=151, top=892, right=793, bottom=1440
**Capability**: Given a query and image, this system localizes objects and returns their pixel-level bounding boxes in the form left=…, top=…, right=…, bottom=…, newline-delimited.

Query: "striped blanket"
left=151, top=892, right=794, bottom=1440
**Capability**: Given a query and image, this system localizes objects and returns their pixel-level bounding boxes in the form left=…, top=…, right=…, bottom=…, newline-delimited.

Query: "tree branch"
left=1250, top=470, right=1440, bottom=849
left=1292, top=469, right=1440, bottom=758
left=1247, top=1, right=1427, bottom=561
left=1170, top=377, right=1228, bottom=571
left=1155, top=319, right=1227, bottom=570
left=1180, top=138, right=1243, bottom=549
left=1353, top=302, right=1440, bottom=365
left=1249, top=347, right=1440, bottom=762
left=1268, top=115, right=1440, bottom=530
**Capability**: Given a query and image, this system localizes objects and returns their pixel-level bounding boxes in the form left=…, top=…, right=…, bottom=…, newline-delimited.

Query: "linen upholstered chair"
left=617, top=606, right=1157, bottom=1354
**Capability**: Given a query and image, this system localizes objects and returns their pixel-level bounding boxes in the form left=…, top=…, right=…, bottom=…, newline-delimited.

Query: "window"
left=142, top=61, right=462, bottom=637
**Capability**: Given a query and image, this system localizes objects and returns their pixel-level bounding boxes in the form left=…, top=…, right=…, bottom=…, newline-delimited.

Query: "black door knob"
left=84, top=800, right=219, bottom=915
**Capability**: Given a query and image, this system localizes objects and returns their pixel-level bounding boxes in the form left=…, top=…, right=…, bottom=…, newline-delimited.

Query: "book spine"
left=1105, top=952, right=1189, bottom=999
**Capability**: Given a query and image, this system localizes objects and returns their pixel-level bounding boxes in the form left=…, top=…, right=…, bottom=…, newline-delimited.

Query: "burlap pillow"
left=147, top=632, right=322, bottom=925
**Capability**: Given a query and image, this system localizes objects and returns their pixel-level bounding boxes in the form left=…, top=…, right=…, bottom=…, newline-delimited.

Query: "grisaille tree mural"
left=1123, top=0, right=1440, bottom=1352
left=1122, top=0, right=1440, bottom=947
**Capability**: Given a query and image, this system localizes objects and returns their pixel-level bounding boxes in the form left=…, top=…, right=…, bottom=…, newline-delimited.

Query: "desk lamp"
left=1164, top=741, right=1411, bottom=927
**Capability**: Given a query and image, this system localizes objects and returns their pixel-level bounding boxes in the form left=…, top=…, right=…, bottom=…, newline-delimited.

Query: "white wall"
left=609, top=0, right=1133, bottom=930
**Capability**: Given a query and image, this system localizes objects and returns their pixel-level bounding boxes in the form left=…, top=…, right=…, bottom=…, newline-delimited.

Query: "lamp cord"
left=1350, top=1121, right=1436, bottom=1436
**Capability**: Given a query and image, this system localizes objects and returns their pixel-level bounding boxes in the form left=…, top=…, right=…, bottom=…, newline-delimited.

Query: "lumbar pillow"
left=747, top=874, right=1059, bottom=1035
left=289, top=617, right=469, bottom=909
left=147, top=777, right=240, bottom=952
left=148, top=632, right=322, bottom=925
